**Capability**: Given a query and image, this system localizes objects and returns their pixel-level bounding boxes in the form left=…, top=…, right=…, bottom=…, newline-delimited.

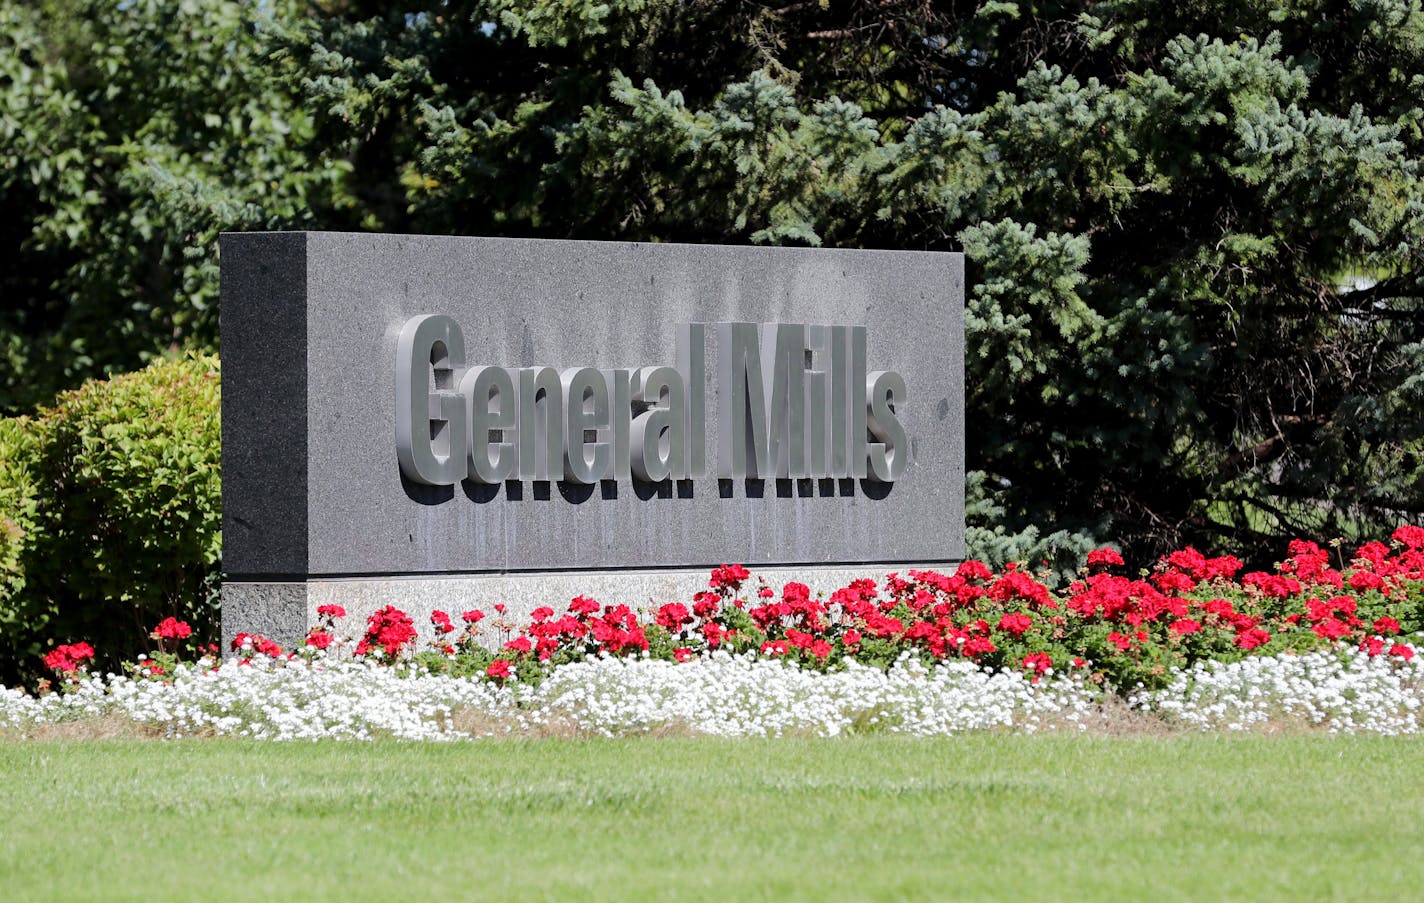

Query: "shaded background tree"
left=0, top=0, right=343, bottom=411
left=3, top=0, right=1423, bottom=581
left=270, top=0, right=1424, bottom=567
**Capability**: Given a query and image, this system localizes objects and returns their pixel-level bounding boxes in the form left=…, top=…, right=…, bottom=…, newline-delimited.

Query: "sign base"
left=221, top=564, right=961, bottom=652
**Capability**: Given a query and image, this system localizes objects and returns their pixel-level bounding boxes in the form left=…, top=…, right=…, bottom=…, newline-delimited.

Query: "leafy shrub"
left=0, top=353, right=220, bottom=683
left=0, top=416, right=42, bottom=669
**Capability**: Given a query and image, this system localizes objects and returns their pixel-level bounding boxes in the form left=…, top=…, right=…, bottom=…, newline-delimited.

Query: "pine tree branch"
left=1337, top=275, right=1423, bottom=310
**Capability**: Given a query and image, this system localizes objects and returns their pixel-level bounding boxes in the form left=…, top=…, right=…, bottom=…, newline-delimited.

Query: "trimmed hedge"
left=0, top=354, right=220, bottom=683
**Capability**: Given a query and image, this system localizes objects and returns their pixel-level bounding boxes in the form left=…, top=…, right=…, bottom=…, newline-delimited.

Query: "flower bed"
left=4, top=527, right=1424, bottom=739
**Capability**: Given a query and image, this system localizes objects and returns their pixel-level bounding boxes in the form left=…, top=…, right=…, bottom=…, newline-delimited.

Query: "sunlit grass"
left=2, top=736, right=1421, bottom=901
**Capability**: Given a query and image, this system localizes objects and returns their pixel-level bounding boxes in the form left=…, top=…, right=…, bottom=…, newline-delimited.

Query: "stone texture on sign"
left=220, top=232, right=964, bottom=579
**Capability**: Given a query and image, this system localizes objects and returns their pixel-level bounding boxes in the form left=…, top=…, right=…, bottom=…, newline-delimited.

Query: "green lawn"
left=1, top=735, right=1420, bottom=901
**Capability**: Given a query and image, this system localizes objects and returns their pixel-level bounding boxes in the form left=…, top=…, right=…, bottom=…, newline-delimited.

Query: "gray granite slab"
left=220, top=232, right=964, bottom=579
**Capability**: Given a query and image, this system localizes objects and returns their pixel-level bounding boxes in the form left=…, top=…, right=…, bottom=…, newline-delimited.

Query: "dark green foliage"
left=1, top=0, right=1421, bottom=581
left=0, top=354, right=221, bottom=683
left=0, top=418, right=40, bottom=642
left=271, top=0, right=1423, bottom=565
left=0, top=0, right=341, bottom=412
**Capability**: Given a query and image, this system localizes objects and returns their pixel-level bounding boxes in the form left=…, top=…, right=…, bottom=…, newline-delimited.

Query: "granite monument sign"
left=220, top=232, right=963, bottom=647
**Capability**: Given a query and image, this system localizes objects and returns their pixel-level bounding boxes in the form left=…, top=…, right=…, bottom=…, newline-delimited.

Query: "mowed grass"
left=1, top=735, right=1421, bottom=901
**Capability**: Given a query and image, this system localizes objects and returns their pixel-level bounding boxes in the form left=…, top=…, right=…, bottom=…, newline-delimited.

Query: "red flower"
left=988, top=570, right=1055, bottom=609
left=710, top=564, right=750, bottom=591
left=1228, top=613, right=1259, bottom=632
left=1169, top=618, right=1202, bottom=636
left=530, top=606, right=555, bottom=622
left=786, top=629, right=815, bottom=650
left=1106, top=631, right=1133, bottom=652
left=1311, top=618, right=1350, bottom=640
left=1242, top=572, right=1302, bottom=598
left=43, top=642, right=96, bottom=674
left=316, top=604, right=346, bottom=619
left=702, top=622, right=729, bottom=648
left=655, top=603, right=693, bottom=632
left=692, top=591, right=721, bottom=619
left=760, top=639, right=790, bottom=656
left=1348, top=570, right=1386, bottom=592
left=1203, top=599, right=1236, bottom=618
left=782, top=582, right=812, bottom=606
left=152, top=617, right=192, bottom=641
left=961, top=636, right=996, bottom=657
left=360, top=606, right=416, bottom=657
left=673, top=647, right=694, bottom=663
left=430, top=610, right=455, bottom=634
left=1236, top=628, right=1271, bottom=651
left=568, top=596, right=600, bottom=616
left=1361, top=636, right=1386, bottom=657
left=503, top=636, right=532, bottom=655
left=1152, top=571, right=1196, bottom=594
left=1389, top=643, right=1415, bottom=661
left=955, top=560, right=994, bottom=582
left=996, top=612, right=1033, bottom=636
left=461, top=609, right=485, bottom=623
left=1373, top=616, right=1401, bottom=635
left=304, top=629, right=334, bottom=650
left=843, top=629, right=862, bottom=647
left=1087, top=548, right=1124, bottom=570
left=232, top=632, right=282, bottom=656
left=486, top=659, right=511, bottom=679
left=1392, top=525, right=1424, bottom=550
left=1022, top=652, right=1053, bottom=679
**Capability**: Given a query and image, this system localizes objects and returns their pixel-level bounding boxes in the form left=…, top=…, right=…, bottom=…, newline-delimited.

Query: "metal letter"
left=716, top=323, right=770, bottom=478
left=395, top=314, right=467, bottom=485
left=631, top=366, right=685, bottom=482
left=849, top=326, right=868, bottom=479
left=603, top=369, right=634, bottom=482
left=676, top=323, right=707, bottom=479
left=562, top=368, right=611, bottom=484
left=761, top=323, right=808, bottom=478
left=805, top=325, right=830, bottom=478
left=867, top=370, right=908, bottom=481
left=829, top=325, right=849, bottom=477
left=463, top=366, right=517, bottom=483
left=518, top=367, right=563, bottom=481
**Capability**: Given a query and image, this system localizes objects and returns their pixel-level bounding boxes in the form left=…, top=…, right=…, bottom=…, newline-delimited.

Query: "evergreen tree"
left=2, top=0, right=1421, bottom=566
left=273, top=0, right=1424, bottom=566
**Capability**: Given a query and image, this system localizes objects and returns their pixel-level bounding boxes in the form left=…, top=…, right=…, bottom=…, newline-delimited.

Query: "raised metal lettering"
left=562, top=367, right=611, bottom=484
left=761, top=323, right=808, bottom=478
left=518, top=367, right=563, bottom=481
left=463, top=366, right=517, bottom=483
left=717, top=323, right=770, bottom=478
left=849, top=326, right=868, bottom=479
left=676, top=323, right=706, bottom=479
left=867, top=370, right=908, bottom=481
left=805, top=326, right=830, bottom=478
left=631, top=366, right=685, bottom=482
left=396, top=315, right=467, bottom=485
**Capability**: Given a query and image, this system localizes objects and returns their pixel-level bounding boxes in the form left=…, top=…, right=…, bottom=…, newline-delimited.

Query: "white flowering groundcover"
left=13, top=528, right=1424, bottom=741
left=3, top=644, right=1422, bottom=741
